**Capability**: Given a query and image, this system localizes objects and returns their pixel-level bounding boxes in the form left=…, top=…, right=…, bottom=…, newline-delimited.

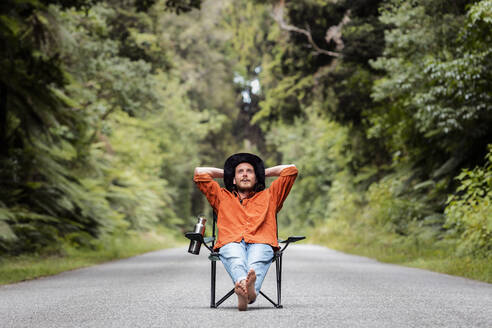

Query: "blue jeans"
left=219, top=240, right=274, bottom=297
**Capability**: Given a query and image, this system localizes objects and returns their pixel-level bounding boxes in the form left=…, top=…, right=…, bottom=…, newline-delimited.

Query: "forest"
left=1, top=0, right=491, bottom=281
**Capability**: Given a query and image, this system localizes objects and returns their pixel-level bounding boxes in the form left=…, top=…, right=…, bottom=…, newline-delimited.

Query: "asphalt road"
left=1, top=244, right=491, bottom=327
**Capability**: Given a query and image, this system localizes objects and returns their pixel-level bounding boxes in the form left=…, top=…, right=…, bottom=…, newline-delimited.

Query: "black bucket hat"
left=223, top=153, right=265, bottom=192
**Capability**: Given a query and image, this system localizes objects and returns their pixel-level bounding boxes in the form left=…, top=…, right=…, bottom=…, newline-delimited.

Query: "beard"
left=235, top=180, right=256, bottom=193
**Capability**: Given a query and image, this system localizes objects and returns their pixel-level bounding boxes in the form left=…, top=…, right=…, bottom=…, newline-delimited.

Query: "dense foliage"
left=1, top=0, right=491, bottom=265
left=226, top=0, right=491, bottom=260
left=0, top=0, right=235, bottom=254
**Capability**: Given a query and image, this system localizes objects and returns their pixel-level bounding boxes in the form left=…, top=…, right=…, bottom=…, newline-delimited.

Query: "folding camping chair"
left=185, top=211, right=305, bottom=308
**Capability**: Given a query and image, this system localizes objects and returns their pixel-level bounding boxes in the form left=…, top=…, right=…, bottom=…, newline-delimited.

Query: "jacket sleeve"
left=268, top=166, right=298, bottom=212
left=193, top=173, right=222, bottom=211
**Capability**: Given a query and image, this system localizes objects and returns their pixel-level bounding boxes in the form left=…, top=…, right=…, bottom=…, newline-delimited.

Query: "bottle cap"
left=197, top=215, right=207, bottom=224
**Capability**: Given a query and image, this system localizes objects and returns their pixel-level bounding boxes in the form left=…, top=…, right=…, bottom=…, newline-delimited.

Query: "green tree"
left=0, top=0, right=236, bottom=254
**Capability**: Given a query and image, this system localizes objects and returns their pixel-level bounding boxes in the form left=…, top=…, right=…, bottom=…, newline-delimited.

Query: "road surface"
left=1, top=244, right=491, bottom=327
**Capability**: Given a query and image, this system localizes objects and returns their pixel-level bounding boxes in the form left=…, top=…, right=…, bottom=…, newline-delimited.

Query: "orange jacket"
left=193, top=166, right=298, bottom=250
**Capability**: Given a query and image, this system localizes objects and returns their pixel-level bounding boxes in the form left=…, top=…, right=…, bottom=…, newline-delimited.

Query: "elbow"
left=286, top=164, right=296, bottom=170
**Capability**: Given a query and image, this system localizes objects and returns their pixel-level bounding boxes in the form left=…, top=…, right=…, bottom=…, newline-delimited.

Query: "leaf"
left=413, top=180, right=435, bottom=190
left=0, top=15, right=22, bottom=35
left=0, top=221, right=18, bottom=241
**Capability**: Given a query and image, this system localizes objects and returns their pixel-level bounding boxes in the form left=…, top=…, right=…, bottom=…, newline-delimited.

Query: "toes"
left=241, top=282, right=248, bottom=293
left=245, top=270, right=257, bottom=303
left=246, top=269, right=256, bottom=282
left=246, top=270, right=256, bottom=285
left=235, top=281, right=248, bottom=311
left=235, top=281, right=247, bottom=295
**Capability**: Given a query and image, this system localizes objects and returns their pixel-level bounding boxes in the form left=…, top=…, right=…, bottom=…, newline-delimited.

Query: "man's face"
left=233, top=162, right=257, bottom=192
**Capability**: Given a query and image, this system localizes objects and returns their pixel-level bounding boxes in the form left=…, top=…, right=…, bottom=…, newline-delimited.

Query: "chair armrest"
left=203, top=236, right=215, bottom=244
left=279, top=236, right=306, bottom=243
left=278, top=236, right=306, bottom=253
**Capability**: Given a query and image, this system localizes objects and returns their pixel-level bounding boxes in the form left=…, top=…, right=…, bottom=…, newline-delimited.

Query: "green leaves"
left=468, top=0, right=492, bottom=24
left=0, top=15, right=22, bottom=35
left=225, top=0, right=491, bottom=265
left=2, top=0, right=490, bottom=260
left=371, top=0, right=492, bottom=151
left=1, top=0, right=235, bottom=255
left=444, top=145, right=491, bottom=257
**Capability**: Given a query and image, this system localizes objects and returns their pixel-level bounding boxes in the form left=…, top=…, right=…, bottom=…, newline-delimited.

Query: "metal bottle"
left=188, top=215, right=207, bottom=255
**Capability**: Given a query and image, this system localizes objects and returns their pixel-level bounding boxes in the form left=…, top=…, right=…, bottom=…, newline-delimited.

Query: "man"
left=193, top=153, right=297, bottom=311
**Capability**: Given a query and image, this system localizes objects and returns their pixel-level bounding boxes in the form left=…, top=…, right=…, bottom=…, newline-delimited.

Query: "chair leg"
left=211, top=253, right=284, bottom=309
left=260, top=290, right=278, bottom=307
left=211, top=261, right=216, bottom=308
left=210, top=259, right=235, bottom=308
left=216, top=288, right=235, bottom=307
left=276, top=253, right=283, bottom=308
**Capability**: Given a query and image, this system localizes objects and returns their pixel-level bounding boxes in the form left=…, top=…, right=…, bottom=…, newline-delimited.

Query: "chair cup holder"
left=185, top=232, right=204, bottom=243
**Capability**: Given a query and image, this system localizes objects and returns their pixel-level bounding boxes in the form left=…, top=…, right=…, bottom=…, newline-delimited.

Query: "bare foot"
left=235, top=280, right=248, bottom=311
left=246, top=268, right=257, bottom=303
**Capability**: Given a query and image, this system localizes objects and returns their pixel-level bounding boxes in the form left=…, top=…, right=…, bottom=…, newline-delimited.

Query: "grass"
left=307, top=222, right=492, bottom=284
left=0, top=229, right=186, bottom=285
left=404, top=257, right=491, bottom=282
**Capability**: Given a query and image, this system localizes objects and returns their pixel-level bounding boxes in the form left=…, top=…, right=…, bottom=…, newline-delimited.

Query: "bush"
left=444, top=145, right=492, bottom=258
left=365, top=174, right=426, bottom=236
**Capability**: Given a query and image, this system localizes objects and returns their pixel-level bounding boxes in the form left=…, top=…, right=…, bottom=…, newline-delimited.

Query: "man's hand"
left=194, top=167, right=224, bottom=178
left=265, top=164, right=296, bottom=177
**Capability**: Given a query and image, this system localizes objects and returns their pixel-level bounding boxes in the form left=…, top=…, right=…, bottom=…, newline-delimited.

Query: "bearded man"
left=193, top=153, right=297, bottom=311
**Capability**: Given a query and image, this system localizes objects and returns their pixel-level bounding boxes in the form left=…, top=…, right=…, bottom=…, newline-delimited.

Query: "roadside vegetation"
left=0, top=228, right=183, bottom=285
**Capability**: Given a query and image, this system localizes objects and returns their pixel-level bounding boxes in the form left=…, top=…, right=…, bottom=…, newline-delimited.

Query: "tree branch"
left=271, top=0, right=350, bottom=58
left=325, top=10, right=351, bottom=52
